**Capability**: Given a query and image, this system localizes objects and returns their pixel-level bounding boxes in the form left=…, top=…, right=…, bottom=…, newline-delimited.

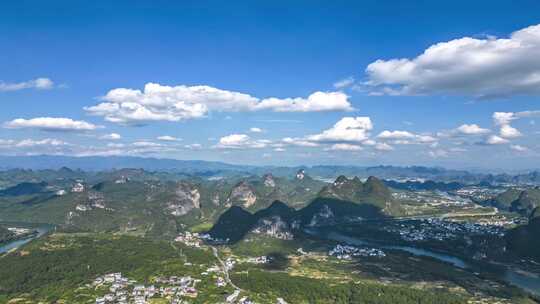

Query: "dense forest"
left=231, top=270, right=466, bottom=304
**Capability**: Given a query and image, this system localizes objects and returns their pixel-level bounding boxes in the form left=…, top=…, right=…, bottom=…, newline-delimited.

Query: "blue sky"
left=1, top=1, right=540, bottom=170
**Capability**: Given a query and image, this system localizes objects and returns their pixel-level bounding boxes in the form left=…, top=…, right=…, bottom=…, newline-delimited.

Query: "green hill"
left=318, top=176, right=401, bottom=215
left=506, top=213, right=540, bottom=261
left=511, top=188, right=540, bottom=215
left=485, top=188, right=540, bottom=216
left=207, top=206, right=257, bottom=243
left=0, top=182, right=49, bottom=196
left=208, top=195, right=387, bottom=244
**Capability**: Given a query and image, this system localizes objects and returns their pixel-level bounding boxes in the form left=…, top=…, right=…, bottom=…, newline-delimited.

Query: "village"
left=383, top=218, right=507, bottom=243
left=329, top=244, right=386, bottom=260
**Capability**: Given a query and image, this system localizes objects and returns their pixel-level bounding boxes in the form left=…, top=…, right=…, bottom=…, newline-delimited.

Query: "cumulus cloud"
left=100, top=133, right=122, bottom=140
left=375, top=142, right=394, bottom=151
left=4, top=117, right=100, bottom=132
left=365, top=23, right=540, bottom=98
left=157, top=135, right=182, bottom=141
left=0, top=77, right=54, bottom=92
left=281, top=137, right=320, bottom=147
left=85, top=83, right=353, bottom=124
left=486, top=135, right=510, bottom=145
left=249, top=127, right=263, bottom=133
left=499, top=124, right=522, bottom=138
left=215, top=134, right=270, bottom=149
left=255, top=91, right=354, bottom=112
left=327, top=143, right=363, bottom=151
left=307, top=117, right=373, bottom=143
left=377, top=130, right=415, bottom=139
left=510, top=144, right=529, bottom=152
left=377, top=130, right=437, bottom=144
left=454, top=124, right=491, bottom=135
left=491, top=111, right=535, bottom=139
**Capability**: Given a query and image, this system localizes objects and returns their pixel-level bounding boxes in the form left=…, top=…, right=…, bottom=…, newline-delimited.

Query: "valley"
left=0, top=167, right=539, bottom=303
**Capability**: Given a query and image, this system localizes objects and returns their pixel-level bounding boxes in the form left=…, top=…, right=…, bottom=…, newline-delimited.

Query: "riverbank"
left=0, top=223, right=53, bottom=254
left=305, top=227, right=540, bottom=299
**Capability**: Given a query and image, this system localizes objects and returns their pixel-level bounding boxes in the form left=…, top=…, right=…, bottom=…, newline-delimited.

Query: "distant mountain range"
left=1, top=155, right=540, bottom=184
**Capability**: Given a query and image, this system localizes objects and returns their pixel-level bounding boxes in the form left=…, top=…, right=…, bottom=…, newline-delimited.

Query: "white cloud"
left=333, top=77, right=355, bottom=89
left=377, top=130, right=437, bottom=144
left=107, top=143, right=125, bottom=148
left=365, top=23, right=540, bottom=98
left=14, top=138, right=68, bottom=147
left=157, top=135, right=182, bottom=141
left=0, top=77, right=54, bottom=92
left=486, top=135, right=510, bottom=145
left=499, top=124, right=522, bottom=138
left=4, top=117, right=100, bottom=131
left=416, top=135, right=437, bottom=143
left=510, top=144, right=529, bottom=152
left=100, top=133, right=122, bottom=140
left=375, top=142, right=394, bottom=151
left=255, top=91, right=354, bottom=112
left=455, top=124, right=491, bottom=135
left=307, top=117, right=373, bottom=143
left=215, top=134, right=270, bottom=149
left=249, top=127, right=263, bottom=133
left=377, top=130, right=415, bottom=139
left=281, top=137, right=320, bottom=147
left=493, top=112, right=517, bottom=126
left=327, top=143, right=363, bottom=151
left=491, top=111, right=534, bottom=139
left=428, top=149, right=449, bottom=158
left=184, top=143, right=202, bottom=150
left=85, top=83, right=353, bottom=124
left=132, top=141, right=163, bottom=147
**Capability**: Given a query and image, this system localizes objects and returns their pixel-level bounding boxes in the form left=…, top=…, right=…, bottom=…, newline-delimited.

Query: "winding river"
left=0, top=224, right=52, bottom=254
left=307, top=228, right=540, bottom=297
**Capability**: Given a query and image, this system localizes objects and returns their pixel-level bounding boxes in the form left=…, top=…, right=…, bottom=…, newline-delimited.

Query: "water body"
left=307, top=228, right=540, bottom=297
left=0, top=224, right=51, bottom=254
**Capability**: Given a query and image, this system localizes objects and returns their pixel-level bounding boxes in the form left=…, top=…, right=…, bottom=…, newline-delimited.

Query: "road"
left=211, top=246, right=243, bottom=291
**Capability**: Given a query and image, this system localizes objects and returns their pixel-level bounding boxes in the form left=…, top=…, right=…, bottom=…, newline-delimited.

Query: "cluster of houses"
left=384, top=218, right=506, bottom=242
left=71, top=181, right=85, bottom=193
left=174, top=231, right=203, bottom=248
left=76, top=191, right=108, bottom=212
left=329, top=244, right=386, bottom=260
left=245, top=256, right=269, bottom=264
left=453, top=186, right=504, bottom=202
left=6, top=226, right=33, bottom=236
left=92, top=273, right=199, bottom=304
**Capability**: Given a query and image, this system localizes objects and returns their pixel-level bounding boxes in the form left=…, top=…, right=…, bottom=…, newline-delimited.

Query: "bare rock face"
left=227, top=181, right=257, bottom=208
left=167, top=183, right=201, bottom=216
left=252, top=216, right=293, bottom=240
left=212, top=193, right=221, bottom=206
left=263, top=173, right=276, bottom=188
left=308, top=204, right=334, bottom=227
left=296, top=169, right=305, bottom=180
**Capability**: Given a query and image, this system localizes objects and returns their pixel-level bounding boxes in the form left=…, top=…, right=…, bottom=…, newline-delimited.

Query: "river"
left=306, top=228, right=540, bottom=297
left=0, top=224, right=52, bottom=254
